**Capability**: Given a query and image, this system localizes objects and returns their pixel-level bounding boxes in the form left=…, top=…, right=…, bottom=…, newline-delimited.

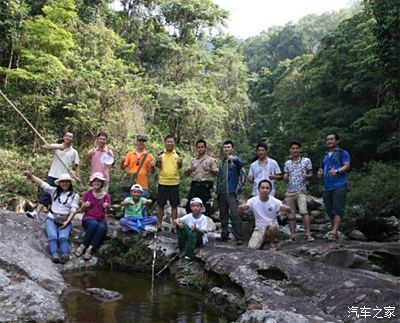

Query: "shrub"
left=344, top=161, right=400, bottom=240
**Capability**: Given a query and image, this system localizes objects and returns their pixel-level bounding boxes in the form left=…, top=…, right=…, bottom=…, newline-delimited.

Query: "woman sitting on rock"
left=75, top=172, right=111, bottom=260
left=23, top=171, right=79, bottom=264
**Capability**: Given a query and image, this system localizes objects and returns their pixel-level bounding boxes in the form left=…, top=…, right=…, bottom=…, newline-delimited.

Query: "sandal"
left=75, top=244, right=85, bottom=257
left=83, top=248, right=93, bottom=261
left=288, top=237, right=296, bottom=242
left=327, top=232, right=337, bottom=241
left=306, top=235, right=315, bottom=242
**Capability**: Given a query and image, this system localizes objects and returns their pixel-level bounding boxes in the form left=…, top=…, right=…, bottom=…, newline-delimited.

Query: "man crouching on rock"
left=239, top=180, right=290, bottom=250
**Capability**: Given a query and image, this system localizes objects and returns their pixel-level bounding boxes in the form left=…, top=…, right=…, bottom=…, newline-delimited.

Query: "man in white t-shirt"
left=239, top=179, right=290, bottom=250
left=248, top=143, right=281, bottom=196
left=26, top=131, right=80, bottom=219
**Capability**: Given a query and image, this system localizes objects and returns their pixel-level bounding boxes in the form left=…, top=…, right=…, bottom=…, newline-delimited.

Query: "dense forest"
left=0, top=0, right=399, bottom=238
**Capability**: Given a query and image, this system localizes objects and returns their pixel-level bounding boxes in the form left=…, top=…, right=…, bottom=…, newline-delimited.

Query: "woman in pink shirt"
left=75, top=172, right=111, bottom=260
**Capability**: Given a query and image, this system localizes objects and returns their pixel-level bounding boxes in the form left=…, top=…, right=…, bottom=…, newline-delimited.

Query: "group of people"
left=23, top=130, right=350, bottom=267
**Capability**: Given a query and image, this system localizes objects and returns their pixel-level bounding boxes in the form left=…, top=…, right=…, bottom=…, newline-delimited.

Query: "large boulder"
left=196, top=239, right=400, bottom=322
left=0, top=211, right=67, bottom=322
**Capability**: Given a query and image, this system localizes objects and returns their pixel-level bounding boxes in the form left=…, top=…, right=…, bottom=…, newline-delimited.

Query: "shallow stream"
left=62, top=269, right=226, bottom=323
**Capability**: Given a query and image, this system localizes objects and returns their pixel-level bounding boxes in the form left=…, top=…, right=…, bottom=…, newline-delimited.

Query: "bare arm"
left=43, top=143, right=64, bottom=151
left=73, top=164, right=81, bottom=181
left=23, top=171, right=44, bottom=187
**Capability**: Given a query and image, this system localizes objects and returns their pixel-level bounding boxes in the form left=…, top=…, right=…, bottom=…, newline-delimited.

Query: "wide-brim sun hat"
left=100, top=153, right=114, bottom=165
left=89, top=172, right=107, bottom=182
left=130, top=184, right=144, bottom=192
left=190, top=197, right=206, bottom=213
left=55, top=173, right=75, bottom=185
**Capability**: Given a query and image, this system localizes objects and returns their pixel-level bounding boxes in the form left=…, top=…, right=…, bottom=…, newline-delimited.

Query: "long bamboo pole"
left=0, top=90, right=78, bottom=181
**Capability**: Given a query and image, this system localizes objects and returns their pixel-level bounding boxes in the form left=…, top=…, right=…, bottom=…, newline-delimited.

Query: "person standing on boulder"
left=26, top=131, right=80, bottom=219
left=317, top=133, right=350, bottom=241
left=184, top=139, right=218, bottom=216
left=248, top=143, right=281, bottom=197
left=154, top=135, right=183, bottom=232
left=283, top=141, right=314, bottom=242
left=216, top=140, right=244, bottom=245
left=121, top=134, right=154, bottom=198
left=87, top=132, right=114, bottom=191
left=239, top=180, right=291, bottom=250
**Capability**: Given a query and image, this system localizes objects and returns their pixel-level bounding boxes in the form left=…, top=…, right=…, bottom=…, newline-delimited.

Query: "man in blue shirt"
left=317, top=133, right=350, bottom=241
left=216, top=140, right=244, bottom=245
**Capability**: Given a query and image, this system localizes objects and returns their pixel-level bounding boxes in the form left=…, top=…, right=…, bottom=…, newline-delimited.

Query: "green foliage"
left=0, top=148, right=52, bottom=204
left=98, top=237, right=165, bottom=272
left=344, top=162, right=400, bottom=240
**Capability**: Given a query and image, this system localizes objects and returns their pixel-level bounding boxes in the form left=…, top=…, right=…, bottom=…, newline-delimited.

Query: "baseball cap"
left=130, top=184, right=144, bottom=192
left=190, top=197, right=206, bottom=213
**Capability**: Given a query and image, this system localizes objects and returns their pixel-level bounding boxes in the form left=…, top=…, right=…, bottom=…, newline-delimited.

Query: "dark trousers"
left=218, top=193, right=243, bottom=240
left=82, top=219, right=108, bottom=249
left=177, top=224, right=203, bottom=259
left=186, top=181, right=213, bottom=216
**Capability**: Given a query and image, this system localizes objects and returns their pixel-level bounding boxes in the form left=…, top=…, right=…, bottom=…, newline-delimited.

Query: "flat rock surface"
left=197, top=238, right=400, bottom=322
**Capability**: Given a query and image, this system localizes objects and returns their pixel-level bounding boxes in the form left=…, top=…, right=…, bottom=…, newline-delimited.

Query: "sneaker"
left=178, top=256, right=193, bottom=268
left=51, top=254, right=60, bottom=263
left=60, top=254, right=69, bottom=264
left=26, top=211, right=39, bottom=220
left=236, top=239, right=244, bottom=245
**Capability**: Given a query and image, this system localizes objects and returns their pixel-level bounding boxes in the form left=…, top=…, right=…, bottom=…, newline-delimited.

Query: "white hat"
left=130, top=184, right=143, bottom=192
left=89, top=172, right=106, bottom=182
left=190, top=197, right=206, bottom=213
left=55, top=173, right=75, bottom=185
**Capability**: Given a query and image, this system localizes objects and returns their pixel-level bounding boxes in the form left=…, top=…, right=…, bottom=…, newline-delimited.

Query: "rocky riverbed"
left=0, top=210, right=399, bottom=322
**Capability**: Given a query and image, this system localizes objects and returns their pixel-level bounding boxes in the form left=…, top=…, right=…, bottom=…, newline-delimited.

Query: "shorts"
left=248, top=224, right=279, bottom=249
left=157, top=184, right=180, bottom=207
left=285, top=192, right=308, bottom=220
left=323, top=184, right=347, bottom=218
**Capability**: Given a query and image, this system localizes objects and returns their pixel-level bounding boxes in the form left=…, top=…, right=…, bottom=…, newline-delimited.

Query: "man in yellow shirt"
left=154, top=135, right=183, bottom=231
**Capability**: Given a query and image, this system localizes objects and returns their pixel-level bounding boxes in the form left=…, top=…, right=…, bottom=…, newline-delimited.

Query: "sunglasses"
left=137, top=139, right=147, bottom=142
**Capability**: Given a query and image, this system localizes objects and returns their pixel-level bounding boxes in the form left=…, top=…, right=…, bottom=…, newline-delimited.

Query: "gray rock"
left=206, top=216, right=217, bottom=232
left=0, top=211, right=67, bottom=322
left=86, top=287, right=122, bottom=301
left=348, top=230, right=367, bottom=241
left=198, top=239, right=400, bottom=322
left=306, top=195, right=324, bottom=210
left=237, top=309, right=310, bottom=323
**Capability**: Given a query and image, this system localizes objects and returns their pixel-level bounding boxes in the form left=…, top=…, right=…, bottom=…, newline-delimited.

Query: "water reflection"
left=63, top=269, right=225, bottom=323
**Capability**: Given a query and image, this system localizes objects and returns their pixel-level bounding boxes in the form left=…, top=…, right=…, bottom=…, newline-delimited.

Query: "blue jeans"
left=45, top=217, right=72, bottom=256
left=82, top=219, right=108, bottom=249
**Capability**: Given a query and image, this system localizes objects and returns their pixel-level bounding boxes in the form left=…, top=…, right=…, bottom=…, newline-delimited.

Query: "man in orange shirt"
left=121, top=135, right=154, bottom=198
